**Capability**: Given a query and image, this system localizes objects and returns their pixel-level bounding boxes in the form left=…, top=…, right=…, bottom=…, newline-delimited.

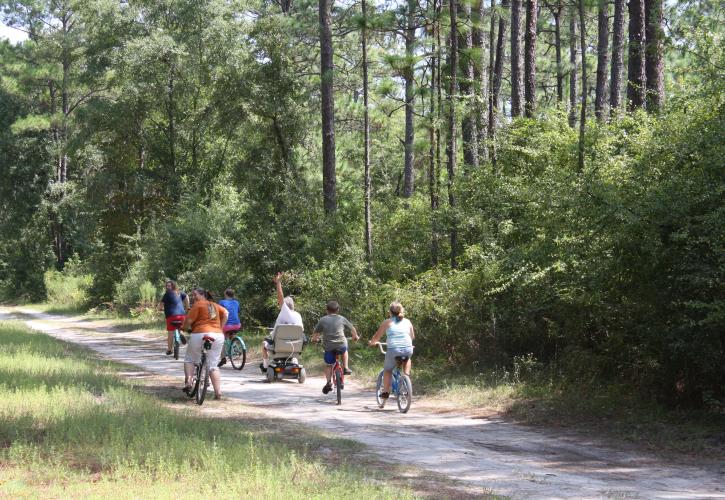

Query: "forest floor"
left=1, top=306, right=724, bottom=499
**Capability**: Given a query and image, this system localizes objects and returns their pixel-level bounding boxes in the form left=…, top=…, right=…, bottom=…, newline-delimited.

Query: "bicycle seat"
left=395, top=356, right=409, bottom=362
left=170, top=320, right=184, bottom=327
left=202, top=335, right=216, bottom=342
left=225, top=329, right=240, bottom=335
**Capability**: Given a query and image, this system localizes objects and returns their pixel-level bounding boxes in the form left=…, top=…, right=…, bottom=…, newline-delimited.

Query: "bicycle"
left=330, top=349, right=345, bottom=405
left=374, top=342, right=413, bottom=413
left=169, top=319, right=186, bottom=360
left=221, top=329, right=247, bottom=370
left=186, top=335, right=215, bottom=405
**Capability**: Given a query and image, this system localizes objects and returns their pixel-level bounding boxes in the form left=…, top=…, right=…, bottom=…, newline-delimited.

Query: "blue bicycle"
left=374, top=342, right=413, bottom=413
left=170, top=319, right=186, bottom=360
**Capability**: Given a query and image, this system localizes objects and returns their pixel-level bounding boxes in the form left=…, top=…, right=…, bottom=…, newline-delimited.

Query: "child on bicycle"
left=217, top=287, right=242, bottom=367
left=368, top=301, right=415, bottom=402
left=311, top=300, right=359, bottom=394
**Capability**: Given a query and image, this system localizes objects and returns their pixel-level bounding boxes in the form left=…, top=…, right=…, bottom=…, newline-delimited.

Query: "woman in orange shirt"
left=183, top=287, right=228, bottom=399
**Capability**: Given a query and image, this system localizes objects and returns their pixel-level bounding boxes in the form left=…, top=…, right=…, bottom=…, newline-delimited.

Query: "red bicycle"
left=329, top=349, right=345, bottom=405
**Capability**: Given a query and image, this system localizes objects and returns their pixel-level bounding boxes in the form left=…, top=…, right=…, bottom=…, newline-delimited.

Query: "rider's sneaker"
left=179, top=334, right=187, bottom=345
left=166, top=350, right=172, bottom=356
left=343, top=368, right=352, bottom=375
left=259, top=362, right=266, bottom=373
left=217, top=357, right=227, bottom=368
left=322, top=382, right=332, bottom=394
left=379, top=391, right=389, bottom=408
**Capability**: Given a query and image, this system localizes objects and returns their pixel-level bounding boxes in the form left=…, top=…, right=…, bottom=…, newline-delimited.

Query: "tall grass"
left=0, top=321, right=414, bottom=498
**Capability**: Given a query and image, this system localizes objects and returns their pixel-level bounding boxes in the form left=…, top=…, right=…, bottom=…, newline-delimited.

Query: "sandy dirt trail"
left=2, top=307, right=723, bottom=499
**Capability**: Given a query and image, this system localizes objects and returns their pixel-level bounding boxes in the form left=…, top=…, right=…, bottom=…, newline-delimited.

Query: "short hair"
left=284, top=296, right=295, bottom=310
left=225, top=288, right=235, bottom=298
left=326, top=300, right=340, bottom=313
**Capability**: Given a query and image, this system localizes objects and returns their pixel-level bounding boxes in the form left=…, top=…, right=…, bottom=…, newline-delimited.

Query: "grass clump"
left=0, top=321, right=415, bottom=498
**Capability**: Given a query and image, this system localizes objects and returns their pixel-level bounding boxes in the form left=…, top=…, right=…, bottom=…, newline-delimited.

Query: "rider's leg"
left=210, top=369, right=222, bottom=397
left=262, top=343, right=269, bottom=368
left=183, top=362, right=194, bottom=387
left=403, top=358, right=412, bottom=375
left=324, top=363, right=333, bottom=383
left=167, top=331, right=173, bottom=351
left=382, top=369, right=393, bottom=393
left=343, top=350, right=349, bottom=370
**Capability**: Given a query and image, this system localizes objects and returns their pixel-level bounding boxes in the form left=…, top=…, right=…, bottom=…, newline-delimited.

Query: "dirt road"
left=2, top=307, right=723, bottom=499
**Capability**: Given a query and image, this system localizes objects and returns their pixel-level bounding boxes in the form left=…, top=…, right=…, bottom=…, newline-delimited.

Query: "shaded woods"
left=0, top=0, right=722, bottom=408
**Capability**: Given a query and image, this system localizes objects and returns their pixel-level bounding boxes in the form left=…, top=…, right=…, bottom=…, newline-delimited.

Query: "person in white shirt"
left=260, top=272, right=304, bottom=371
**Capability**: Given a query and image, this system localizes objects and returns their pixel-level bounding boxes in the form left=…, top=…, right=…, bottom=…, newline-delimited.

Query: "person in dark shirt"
left=158, top=280, right=190, bottom=355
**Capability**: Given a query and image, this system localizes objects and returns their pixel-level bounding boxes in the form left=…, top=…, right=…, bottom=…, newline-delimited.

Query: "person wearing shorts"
left=158, top=280, right=189, bottom=355
left=218, top=288, right=242, bottom=367
left=312, top=300, right=359, bottom=394
left=368, top=301, right=415, bottom=402
left=182, top=287, right=228, bottom=400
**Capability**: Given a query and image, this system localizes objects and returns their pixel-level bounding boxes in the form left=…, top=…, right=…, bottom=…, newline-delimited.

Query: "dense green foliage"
left=0, top=0, right=722, bottom=408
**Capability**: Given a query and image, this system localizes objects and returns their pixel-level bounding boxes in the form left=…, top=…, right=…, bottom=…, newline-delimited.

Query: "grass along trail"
left=2, top=307, right=724, bottom=499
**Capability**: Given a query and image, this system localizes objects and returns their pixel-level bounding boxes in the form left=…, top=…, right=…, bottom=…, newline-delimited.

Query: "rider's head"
left=284, top=296, right=295, bottom=310
left=165, top=280, right=178, bottom=292
left=389, top=301, right=405, bottom=320
left=192, top=287, right=206, bottom=301
left=225, top=287, right=235, bottom=298
left=326, top=300, right=340, bottom=314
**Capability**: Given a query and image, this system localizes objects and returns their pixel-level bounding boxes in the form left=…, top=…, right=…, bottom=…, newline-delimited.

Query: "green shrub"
left=43, top=256, right=93, bottom=309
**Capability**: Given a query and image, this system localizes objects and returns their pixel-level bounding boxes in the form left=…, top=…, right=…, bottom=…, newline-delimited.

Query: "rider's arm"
left=311, top=321, right=322, bottom=342
left=184, top=304, right=198, bottom=332
left=368, top=319, right=390, bottom=346
left=409, top=323, right=415, bottom=341
left=274, top=273, right=284, bottom=308
left=350, top=326, right=360, bottom=342
left=218, top=305, right=228, bottom=328
left=182, top=293, right=190, bottom=312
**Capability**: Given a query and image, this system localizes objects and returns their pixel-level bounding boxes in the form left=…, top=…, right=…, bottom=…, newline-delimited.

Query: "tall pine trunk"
left=320, top=0, right=337, bottom=213
left=524, top=0, right=538, bottom=117
left=610, top=0, right=625, bottom=111
left=568, top=8, right=578, bottom=127
left=459, top=1, right=479, bottom=170
left=493, top=0, right=510, bottom=110
left=403, top=0, right=417, bottom=196
left=553, top=1, right=563, bottom=103
left=594, top=0, right=610, bottom=121
left=578, top=0, right=587, bottom=171
left=429, top=1, right=439, bottom=265
left=627, top=0, right=646, bottom=110
left=362, top=0, right=372, bottom=261
left=510, top=0, right=524, bottom=116
left=447, top=0, right=459, bottom=269
left=644, top=0, right=664, bottom=112
left=472, top=0, right=489, bottom=159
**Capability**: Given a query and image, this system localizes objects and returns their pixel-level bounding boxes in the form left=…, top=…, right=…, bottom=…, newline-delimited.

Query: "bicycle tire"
left=335, top=369, right=342, bottom=405
left=189, top=363, right=202, bottom=397
left=229, top=338, right=246, bottom=370
left=173, top=330, right=180, bottom=360
left=266, top=366, right=275, bottom=383
left=397, top=374, right=412, bottom=413
left=375, top=371, right=385, bottom=408
left=196, top=356, right=210, bottom=405
left=298, top=367, right=306, bottom=384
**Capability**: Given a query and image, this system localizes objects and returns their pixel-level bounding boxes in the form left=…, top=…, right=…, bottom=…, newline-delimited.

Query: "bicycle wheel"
left=335, top=369, right=342, bottom=405
left=173, top=330, right=180, bottom=360
left=229, top=338, right=246, bottom=370
left=375, top=371, right=385, bottom=408
left=189, top=363, right=201, bottom=397
left=396, top=374, right=412, bottom=413
left=196, top=356, right=210, bottom=405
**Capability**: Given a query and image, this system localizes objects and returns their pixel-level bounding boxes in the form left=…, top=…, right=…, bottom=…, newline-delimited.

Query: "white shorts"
left=184, top=332, right=224, bottom=371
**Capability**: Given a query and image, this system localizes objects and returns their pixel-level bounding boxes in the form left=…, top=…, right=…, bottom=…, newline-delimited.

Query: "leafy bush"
left=43, top=257, right=93, bottom=309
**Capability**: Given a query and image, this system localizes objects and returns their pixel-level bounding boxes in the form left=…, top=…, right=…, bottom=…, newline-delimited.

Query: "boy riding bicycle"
left=311, top=300, right=359, bottom=394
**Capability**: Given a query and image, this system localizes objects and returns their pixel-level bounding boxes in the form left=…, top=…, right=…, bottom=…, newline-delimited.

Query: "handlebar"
left=374, top=342, right=387, bottom=354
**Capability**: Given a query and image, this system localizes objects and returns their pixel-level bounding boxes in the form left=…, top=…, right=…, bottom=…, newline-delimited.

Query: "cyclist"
left=158, top=280, right=189, bottom=355
left=260, top=272, right=303, bottom=372
left=368, top=301, right=415, bottom=403
left=182, top=287, right=228, bottom=400
left=218, top=287, right=242, bottom=367
left=312, top=300, right=359, bottom=394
